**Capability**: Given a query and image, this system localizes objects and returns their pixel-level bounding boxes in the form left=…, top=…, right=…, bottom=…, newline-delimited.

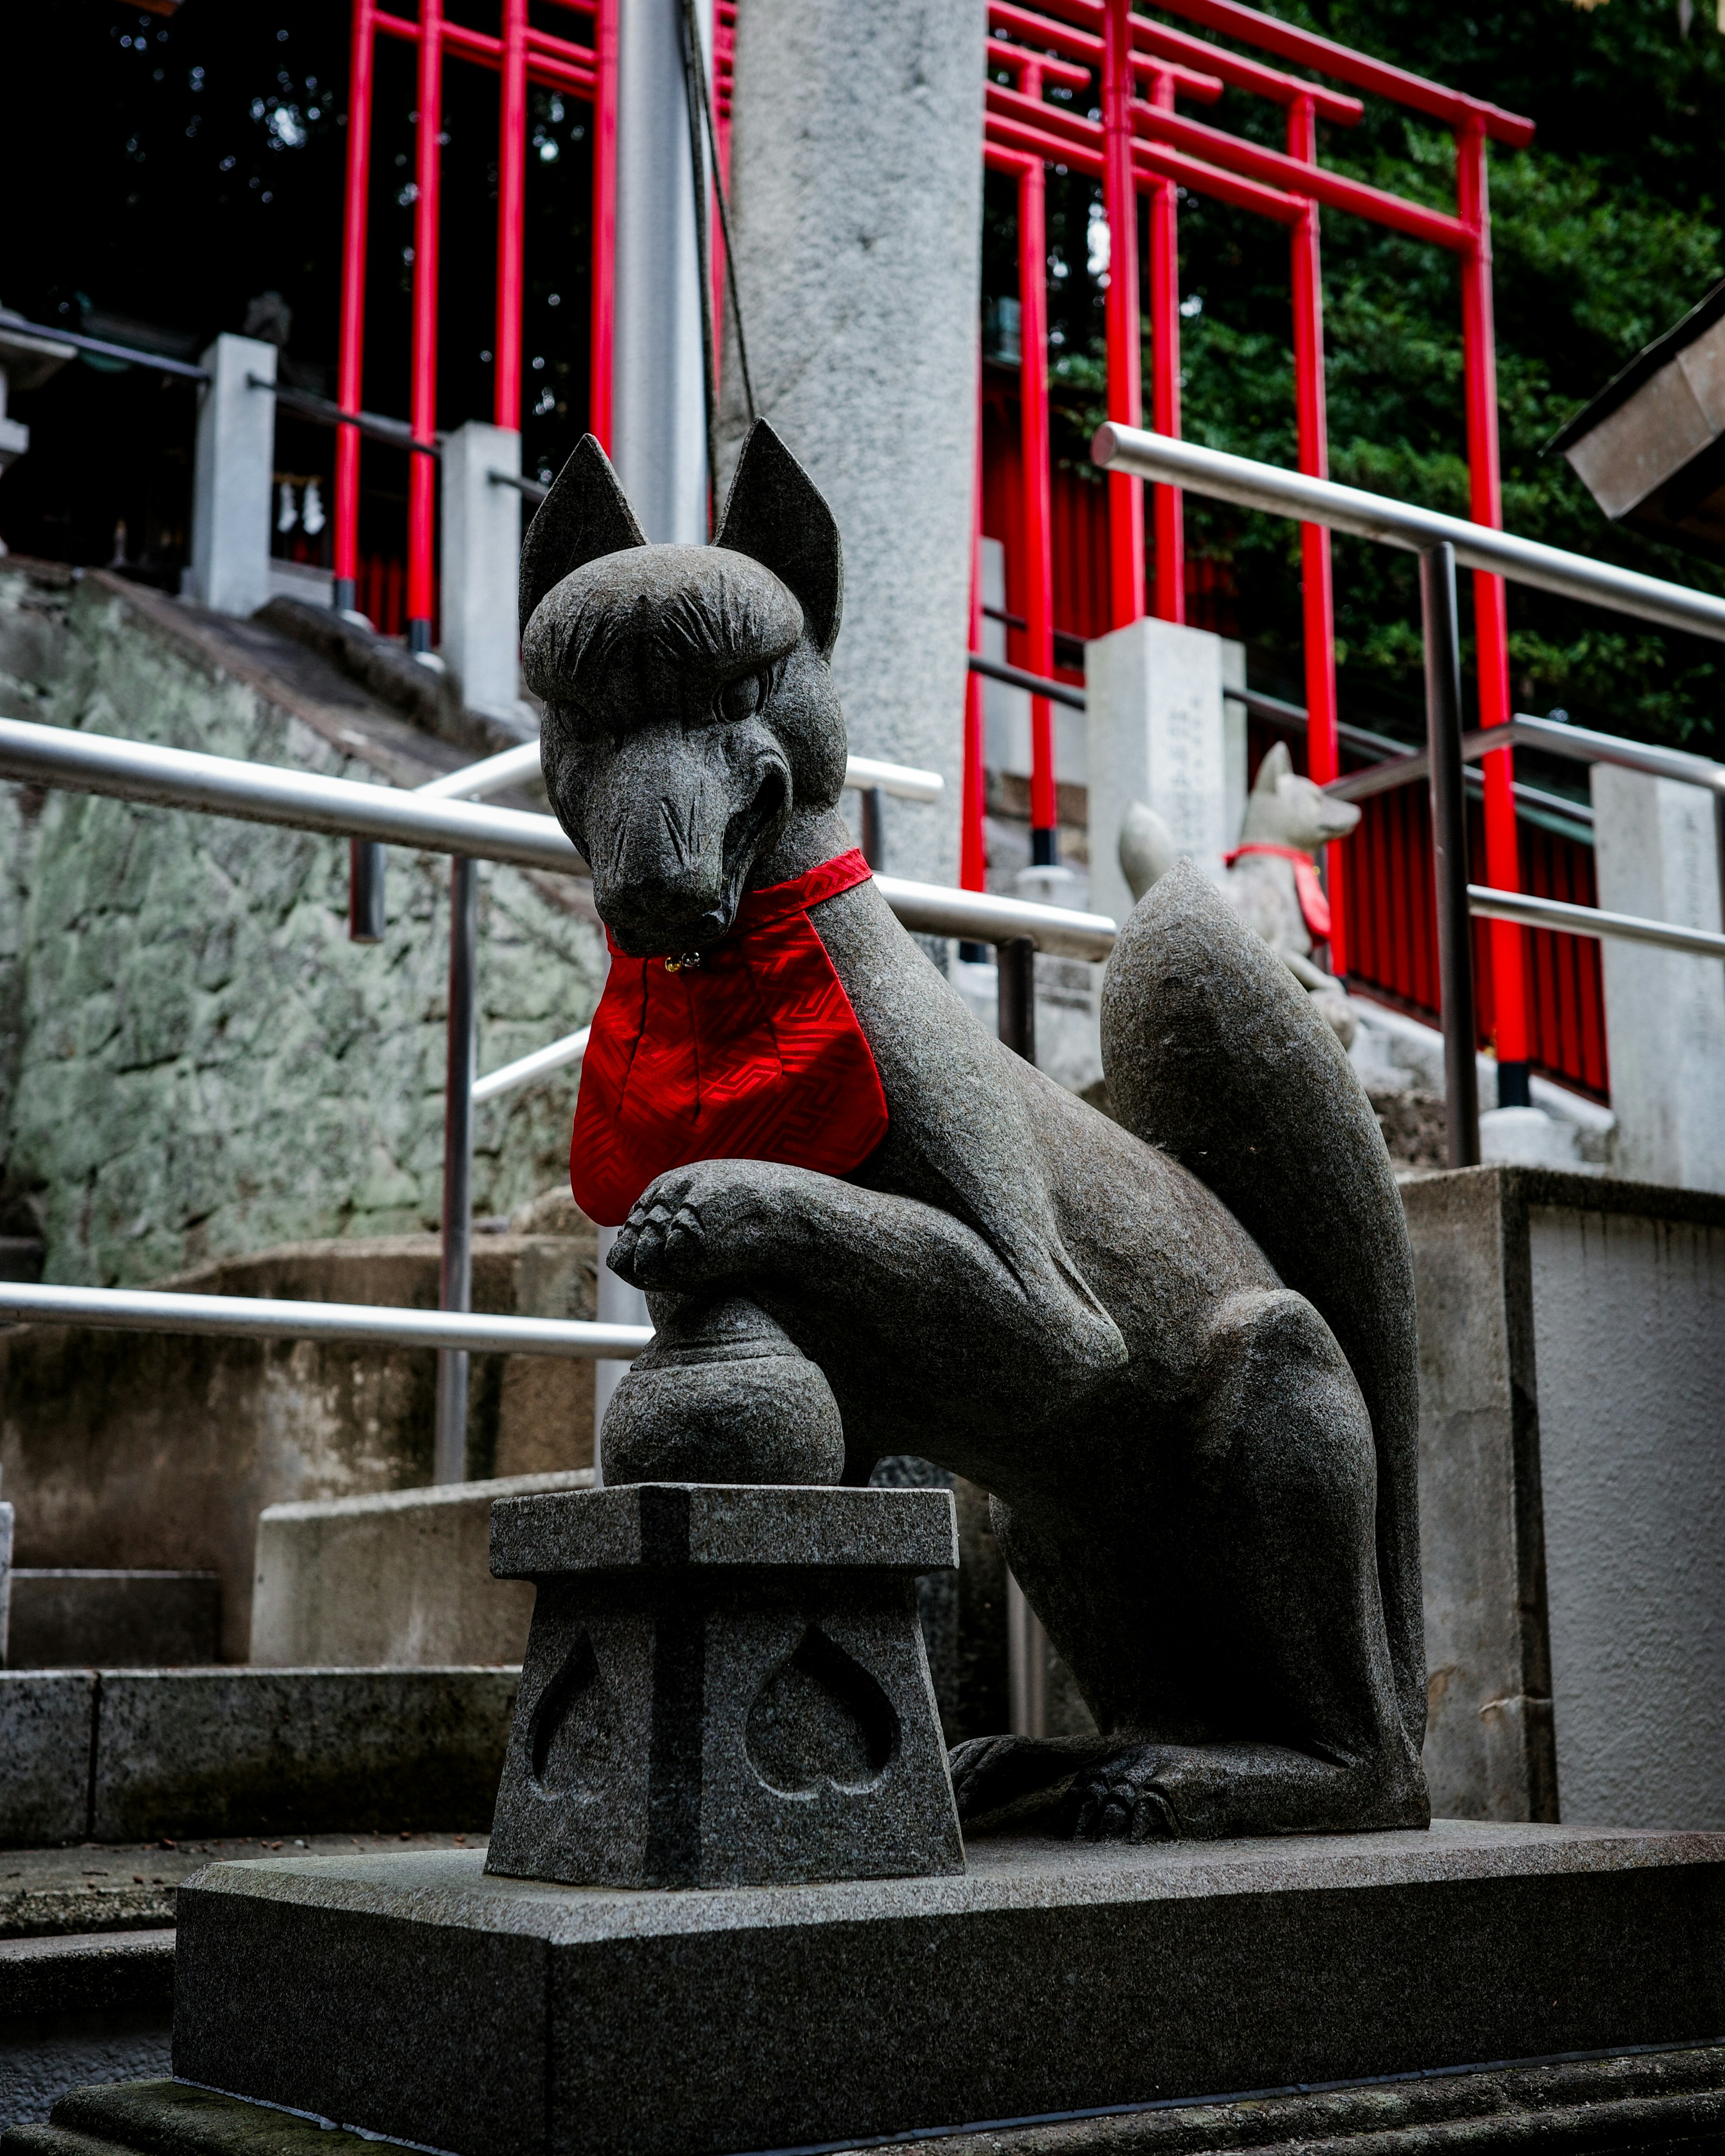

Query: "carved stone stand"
left=484, top=1480, right=963, bottom=1888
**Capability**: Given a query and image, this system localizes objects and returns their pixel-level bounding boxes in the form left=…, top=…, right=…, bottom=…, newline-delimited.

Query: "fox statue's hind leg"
left=953, top=1286, right=1427, bottom=1840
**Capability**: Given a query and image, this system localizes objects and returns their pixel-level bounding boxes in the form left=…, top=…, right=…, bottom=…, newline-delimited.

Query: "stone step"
left=0, top=1669, right=516, bottom=1847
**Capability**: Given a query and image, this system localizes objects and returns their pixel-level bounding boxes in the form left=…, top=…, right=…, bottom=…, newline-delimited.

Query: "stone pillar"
left=718, top=0, right=987, bottom=888
left=1221, top=638, right=1248, bottom=846
left=1085, top=615, right=1230, bottom=933
left=189, top=333, right=277, bottom=618
left=612, top=0, right=708, bottom=546
left=440, top=422, right=524, bottom=723
left=1591, top=764, right=1725, bottom=1194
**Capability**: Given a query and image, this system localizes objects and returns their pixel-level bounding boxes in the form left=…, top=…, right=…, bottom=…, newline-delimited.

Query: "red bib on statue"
left=569, top=848, right=889, bottom=1226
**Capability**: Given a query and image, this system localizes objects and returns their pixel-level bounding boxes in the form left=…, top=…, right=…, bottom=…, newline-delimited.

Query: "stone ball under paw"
left=600, top=1293, right=845, bottom=1486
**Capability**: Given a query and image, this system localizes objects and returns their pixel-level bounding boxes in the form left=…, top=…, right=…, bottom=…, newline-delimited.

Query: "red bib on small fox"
left=1223, top=841, right=1332, bottom=942
left=569, top=848, right=889, bottom=1228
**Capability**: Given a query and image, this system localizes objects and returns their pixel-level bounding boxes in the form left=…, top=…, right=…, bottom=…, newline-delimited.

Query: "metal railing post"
left=435, top=854, right=479, bottom=1480
left=349, top=839, right=386, bottom=943
left=996, top=936, right=1036, bottom=1066
left=859, top=785, right=886, bottom=871
left=1420, top=543, right=1480, bottom=1169
left=996, top=930, right=1048, bottom=1739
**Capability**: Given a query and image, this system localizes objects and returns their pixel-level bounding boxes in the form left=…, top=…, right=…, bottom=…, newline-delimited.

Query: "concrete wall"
left=1406, top=1167, right=1725, bottom=1830
left=250, top=1469, right=593, bottom=1668
left=0, top=561, right=602, bottom=1290
left=0, top=1234, right=597, bottom=1661
left=1527, top=1199, right=1725, bottom=1827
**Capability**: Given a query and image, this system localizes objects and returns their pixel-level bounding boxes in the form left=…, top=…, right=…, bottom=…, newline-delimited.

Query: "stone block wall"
left=0, top=561, right=603, bottom=1288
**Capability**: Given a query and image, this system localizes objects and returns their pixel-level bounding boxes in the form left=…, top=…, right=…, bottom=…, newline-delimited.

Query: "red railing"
left=975, top=0, right=1542, bottom=1084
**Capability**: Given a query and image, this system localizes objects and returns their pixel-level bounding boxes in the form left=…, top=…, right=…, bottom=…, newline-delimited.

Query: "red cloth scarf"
left=570, top=848, right=888, bottom=1227
left=1223, top=842, right=1332, bottom=941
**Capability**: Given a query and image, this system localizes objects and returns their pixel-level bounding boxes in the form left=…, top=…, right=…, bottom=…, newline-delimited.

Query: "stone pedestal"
left=1591, top=762, right=1725, bottom=1194
left=484, top=1482, right=961, bottom=1888
left=116, top=1821, right=1725, bottom=2156
left=438, top=421, right=524, bottom=723
left=188, top=335, right=277, bottom=621
left=1086, top=616, right=1231, bottom=934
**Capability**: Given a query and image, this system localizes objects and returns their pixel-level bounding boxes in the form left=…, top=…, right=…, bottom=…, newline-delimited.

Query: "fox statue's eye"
left=717, top=668, right=771, bottom=725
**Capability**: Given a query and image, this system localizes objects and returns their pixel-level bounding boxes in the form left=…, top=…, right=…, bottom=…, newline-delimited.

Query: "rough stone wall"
left=0, top=564, right=603, bottom=1286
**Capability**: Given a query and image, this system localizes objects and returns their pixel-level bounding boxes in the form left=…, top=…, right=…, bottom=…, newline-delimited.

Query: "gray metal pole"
left=1420, top=543, right=1481, bottom=1170
left=996, top=936, right=1036, bottom=1066
left=349, top=839, right=386, bottom=943
left=995, top=931, right=1048, bottom=1739
left=860, top=785, right=886, bottom=871
left=435, top=855, right=479, bottom=1481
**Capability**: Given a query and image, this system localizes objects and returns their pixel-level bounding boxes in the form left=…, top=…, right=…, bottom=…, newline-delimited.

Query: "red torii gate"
left=973, top=0, right=1538, bottom=1091
left=328, top=0, right=735, bottom=649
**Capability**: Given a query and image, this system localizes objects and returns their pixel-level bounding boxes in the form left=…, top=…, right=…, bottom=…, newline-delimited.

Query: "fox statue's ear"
left=518, top=435, right=649, bottom=636
left=1254, top=740, right=1294, bottom=794
left=714, top=421, right=843, bottom=659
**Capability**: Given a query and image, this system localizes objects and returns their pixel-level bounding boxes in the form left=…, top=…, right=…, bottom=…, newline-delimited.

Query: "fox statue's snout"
left=517, top=426, right=849, bottom=956
left=552, top=702, right=795, bottom=957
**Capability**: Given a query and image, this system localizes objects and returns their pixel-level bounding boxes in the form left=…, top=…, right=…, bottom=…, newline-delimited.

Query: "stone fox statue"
left=520, top=421, right=1429, bottom=1844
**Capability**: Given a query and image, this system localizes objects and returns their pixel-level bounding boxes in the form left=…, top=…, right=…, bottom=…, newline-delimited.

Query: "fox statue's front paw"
left=608, top=1158, right=791, bottom=1290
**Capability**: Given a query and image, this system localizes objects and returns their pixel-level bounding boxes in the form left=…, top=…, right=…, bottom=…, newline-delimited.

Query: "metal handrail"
left=0, top=314, right=208, bottom=382
left=0, top=716, right=1099, bottom=953
left=255, top=376, right=442, bottom=458
left=845, top=755, right=945, bottom=803
left=968, top=651, right=1088, bottom=711
left=0, top=716, right=580, bottom=873
left=1327, top=714, right=1725, bottom=808
left=474, top=1026, right=591, bottom=1105
left=1469, top=885, right=1725, bottom=963
left=1092, top=423, right=1725, bottom=645
left=0, top=1282, right=653, bottom=1359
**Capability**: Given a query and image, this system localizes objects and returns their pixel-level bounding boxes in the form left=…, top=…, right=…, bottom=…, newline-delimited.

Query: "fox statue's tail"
left=1100, top=860, right=1426, bottom=1753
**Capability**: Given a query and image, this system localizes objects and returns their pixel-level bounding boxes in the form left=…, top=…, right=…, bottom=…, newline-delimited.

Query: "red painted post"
left=1147, top=70, right=1184, bottom=625
left=1019, top=149, right=1059, bottom=861
left=1456, top=118, right=1530, bottom=1091
left=407, top=0, right=444, bottom=652
left=495, top=0, right=527, bottom=432
left=334, top=0, right=376, bottom=615
left=962, top=394, right=988, bottom=900
left=1287, top=92, right=1347, bottom=974
left=1102, top=0, right=1145, bottom=628
left=589, top=0, right=619, bottom=452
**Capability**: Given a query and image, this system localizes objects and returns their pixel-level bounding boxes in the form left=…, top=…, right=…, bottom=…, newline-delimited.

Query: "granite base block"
left=163, top=1822, right=1725, bottom=2156
left=14, top=2048, right=1725, bottom=2156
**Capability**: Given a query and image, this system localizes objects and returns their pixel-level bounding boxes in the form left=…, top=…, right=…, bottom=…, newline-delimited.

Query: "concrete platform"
left=168, top=1820, right=1725, bottom=2156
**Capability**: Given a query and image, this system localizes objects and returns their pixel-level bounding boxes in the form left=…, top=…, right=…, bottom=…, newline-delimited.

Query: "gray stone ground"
left=0, top=563, right=604, bottom=1288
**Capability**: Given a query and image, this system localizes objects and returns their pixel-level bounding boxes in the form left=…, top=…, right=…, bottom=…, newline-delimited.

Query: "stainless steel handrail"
left=1, top=718, right=1081, bottom=946
left=0, top=716, right=580, bottom=872
left=1092, top=424, right=1725, bottom=645
left=474, top=1026, right=592, bottom=1104
left=1468, top=885, right=1725, bottom=963
left=1327, top=714, right=1725, bottom=807
left=0, top=1282, right=653, bottom=1359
